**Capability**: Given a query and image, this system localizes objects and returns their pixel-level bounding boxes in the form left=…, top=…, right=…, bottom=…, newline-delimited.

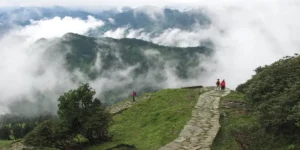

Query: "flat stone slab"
left=159, top=87, right=231, bottom=150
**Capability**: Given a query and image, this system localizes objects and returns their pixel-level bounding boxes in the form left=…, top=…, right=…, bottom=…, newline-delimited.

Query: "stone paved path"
left=159, top=88, right=231, bottom=150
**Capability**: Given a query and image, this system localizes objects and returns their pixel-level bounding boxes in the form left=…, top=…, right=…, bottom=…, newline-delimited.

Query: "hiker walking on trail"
left=221, top=79, right=226, bottom=90
left=132, top=91, right=136, bottom=102
left=216, top=79, right=220, bottom=90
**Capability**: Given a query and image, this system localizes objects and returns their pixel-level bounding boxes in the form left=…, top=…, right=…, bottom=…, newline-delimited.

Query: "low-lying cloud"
left=1, top=0, right=300, bottom=116
left=0, top=16, right=104, bottom=115
left=14, top=16, right=104, bottom=43
left=99, top=1, right=300, bottom=88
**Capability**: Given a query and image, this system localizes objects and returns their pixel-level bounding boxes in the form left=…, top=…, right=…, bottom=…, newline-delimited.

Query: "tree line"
left=0, top=114, right=55, bottom=140
left=22, top=83, right=112, bottom=149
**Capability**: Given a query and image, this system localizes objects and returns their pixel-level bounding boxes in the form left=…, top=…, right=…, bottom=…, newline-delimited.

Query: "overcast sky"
left=0, top=0, right=281, bottom=8
left=0, top=0, right=196, bottom=7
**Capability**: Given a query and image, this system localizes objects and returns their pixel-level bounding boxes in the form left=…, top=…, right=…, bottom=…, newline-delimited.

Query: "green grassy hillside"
left=0, top=140, right=13, bottom=149
left=212, top=91, right=252, bottom=150
left=88, top=88, right=204, bottom=150
left=213, top=55, right=300, bottom=150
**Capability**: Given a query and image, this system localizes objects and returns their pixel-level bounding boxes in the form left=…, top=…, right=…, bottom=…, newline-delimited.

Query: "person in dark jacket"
left=216, top=79, right=220, bottom=90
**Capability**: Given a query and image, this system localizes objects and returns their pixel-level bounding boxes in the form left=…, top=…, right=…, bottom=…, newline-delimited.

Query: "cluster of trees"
left=0, top=113, right=54, bottom=125
left=23, top=83, right=112, bottom=149
left=0, top=123, right=36, bottom=140
left=234, top=54, right=300, bottom=149
left=0, top=114, right=55, bottom=140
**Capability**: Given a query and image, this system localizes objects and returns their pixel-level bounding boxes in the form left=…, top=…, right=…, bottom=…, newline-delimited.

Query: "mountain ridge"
left=5, top=32, right=214, bottom=117
left=0, top=6, right=211, bottom=37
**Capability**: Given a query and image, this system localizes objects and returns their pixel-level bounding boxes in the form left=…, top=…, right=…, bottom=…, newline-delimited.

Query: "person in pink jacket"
left=221, top=80, right=226, bottom=90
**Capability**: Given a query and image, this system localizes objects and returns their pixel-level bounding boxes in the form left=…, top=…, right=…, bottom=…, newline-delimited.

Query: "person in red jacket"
left=132, top=91, right=136, bottom=102
left=221, top=79, right=226, bottom=90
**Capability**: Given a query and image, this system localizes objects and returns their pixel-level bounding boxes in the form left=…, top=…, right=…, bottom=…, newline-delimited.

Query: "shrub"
left=0, top=125, right=11, bottom=140
left=236, top=55, right=300, bottom=139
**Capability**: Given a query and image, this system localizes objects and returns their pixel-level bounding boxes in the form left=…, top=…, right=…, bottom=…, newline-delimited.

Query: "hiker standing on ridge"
left=216, top=79, right=220, bottom=90
left=221, top=79, right=226, bottom=90
left=132, top=91, right=136, bottom=102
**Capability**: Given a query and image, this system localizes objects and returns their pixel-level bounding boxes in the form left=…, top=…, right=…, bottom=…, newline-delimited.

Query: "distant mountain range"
left=1, top=6, right=213, bottom=116
left=43, top=33, right=213, bottom=79
left=0, top=6, right=211, bottom=36
left=0, top=6, right=116, bottom=35
left=6, top=32, right=213, bottom=116
left=0, top=6, right=111, bottom=24
left=87, top=6, right=211, bottom=36
left=41, top=32, right=213, bottom=92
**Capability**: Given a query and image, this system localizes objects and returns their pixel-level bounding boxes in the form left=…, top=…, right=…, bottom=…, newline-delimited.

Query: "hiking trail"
left=107, top=94, right=152, bottom=114
left=159, top=87, right=231, bottom=150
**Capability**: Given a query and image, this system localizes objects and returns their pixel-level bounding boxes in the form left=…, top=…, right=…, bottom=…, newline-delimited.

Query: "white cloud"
left=108, top=18, right=115, bottom=24
left=0, top=16, right=105, bottom=114
left=103, top=27, right=128, bottom=39
left=97, top=0, right=300, bottom=89
left=201, top=0, right=300, bottom=88
left=143, top=49, right=160, bottom=56
left=133, top=5, right=165, bottom=20
left=13, top=16, right=104, bottom=43
left=1, top=0, right=300, bottom=114
left=0, top=0, right=199, bottom=7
